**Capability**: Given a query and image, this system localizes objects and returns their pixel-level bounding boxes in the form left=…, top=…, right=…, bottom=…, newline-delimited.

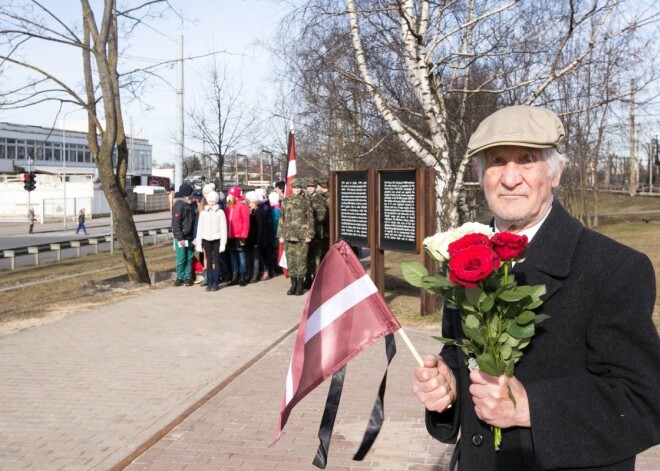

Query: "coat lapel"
left=511, top=202, right=583, bottom=303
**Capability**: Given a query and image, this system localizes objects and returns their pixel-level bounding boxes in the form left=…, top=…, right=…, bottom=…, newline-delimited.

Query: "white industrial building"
left=0, top=122, right=153, bottom=221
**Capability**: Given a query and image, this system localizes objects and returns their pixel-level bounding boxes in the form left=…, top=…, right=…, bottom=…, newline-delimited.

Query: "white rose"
left=423, top=230, right=461, bottom=262
left=423, top=222, right=493, bottom=262
left=456, top=222, right=494, bottom=238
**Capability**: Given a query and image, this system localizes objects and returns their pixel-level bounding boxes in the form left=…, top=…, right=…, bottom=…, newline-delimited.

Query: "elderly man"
left=412, top=105, right=660, bottom=470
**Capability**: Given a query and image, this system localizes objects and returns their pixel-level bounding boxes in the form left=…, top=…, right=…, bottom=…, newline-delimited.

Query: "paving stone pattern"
left=0, top=272, right=658, bottom=471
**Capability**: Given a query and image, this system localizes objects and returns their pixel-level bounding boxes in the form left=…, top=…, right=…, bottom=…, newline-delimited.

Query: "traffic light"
left=23, top=172, right=36, bottom=191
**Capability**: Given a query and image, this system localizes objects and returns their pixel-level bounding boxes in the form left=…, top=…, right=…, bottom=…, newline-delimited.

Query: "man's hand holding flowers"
left=469, top=369, right=530, bottom=429
left=404, top=222, right=547, bottom=450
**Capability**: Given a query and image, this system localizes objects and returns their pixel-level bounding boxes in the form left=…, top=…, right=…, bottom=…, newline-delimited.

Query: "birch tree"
left=280, top=0, right=659, bottom=230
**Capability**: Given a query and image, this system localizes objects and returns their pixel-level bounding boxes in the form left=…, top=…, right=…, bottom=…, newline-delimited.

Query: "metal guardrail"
left=1, top=226, right=173, bottom=269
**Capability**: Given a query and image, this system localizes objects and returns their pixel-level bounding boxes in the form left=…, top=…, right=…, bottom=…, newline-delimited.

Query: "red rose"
left=448, top=233, right=492, bottom=258
left=491, top=232, right=529, bottom=261
left=448, top=245, right=500, bottom=288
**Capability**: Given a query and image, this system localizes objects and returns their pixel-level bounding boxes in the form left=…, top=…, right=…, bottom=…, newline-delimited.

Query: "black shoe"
left=174, top=278, right=184, bottom=287
left=295, top=277, right=305, bottom=296
left=239, top=274, right=248, bottom=287
left=210, top=285, right=220, bottom=292
left=184, top=278, right=194, bottom=287
left=228, top=274, right=239, bottom=286
left=287, top=277, right=297, bottom=295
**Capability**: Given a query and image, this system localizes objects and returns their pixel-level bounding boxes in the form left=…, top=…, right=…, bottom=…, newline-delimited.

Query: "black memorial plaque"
left=337, top=171, right=369, bottom=247
left=379, top=170, right=417, bottom=252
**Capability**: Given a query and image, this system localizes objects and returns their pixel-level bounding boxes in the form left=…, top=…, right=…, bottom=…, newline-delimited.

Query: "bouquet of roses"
left=402, top=222, right=548, bottom=450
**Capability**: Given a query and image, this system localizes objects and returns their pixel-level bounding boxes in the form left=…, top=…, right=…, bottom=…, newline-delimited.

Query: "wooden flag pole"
left=397, top=328, right=423, bottom=367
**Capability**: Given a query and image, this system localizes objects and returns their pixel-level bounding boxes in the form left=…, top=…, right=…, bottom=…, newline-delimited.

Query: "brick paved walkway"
left=0, top=273, right=658, bottom=470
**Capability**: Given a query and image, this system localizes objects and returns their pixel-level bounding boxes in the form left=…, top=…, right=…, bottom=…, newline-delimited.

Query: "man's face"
left=306, top=185, right=316, bottom=195
left=482, top=146, right=562, bottom=232
left=292, top=186, right=302, bottom=195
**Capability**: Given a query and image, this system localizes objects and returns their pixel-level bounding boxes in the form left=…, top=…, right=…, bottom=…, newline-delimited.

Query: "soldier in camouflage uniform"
left=277, top=178, right=315, bottom=295
left=317, top=176, right=331, bottom=259
left=304, top=177, right=328, bottom=289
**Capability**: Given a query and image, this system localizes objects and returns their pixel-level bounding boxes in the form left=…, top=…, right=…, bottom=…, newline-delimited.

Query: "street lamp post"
left=62, top=109, right=81, bottom=230
left=261, top=149, right=272, bottom=186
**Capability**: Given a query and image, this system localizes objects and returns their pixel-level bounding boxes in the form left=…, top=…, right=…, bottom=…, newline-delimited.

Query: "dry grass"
left=1, top=193, right=659, bottom=336
left=0, top=244, right=175, bottom=335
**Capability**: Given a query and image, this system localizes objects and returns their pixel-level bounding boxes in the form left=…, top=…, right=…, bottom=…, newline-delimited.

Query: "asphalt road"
left=0, top=211, right=172, bottom=269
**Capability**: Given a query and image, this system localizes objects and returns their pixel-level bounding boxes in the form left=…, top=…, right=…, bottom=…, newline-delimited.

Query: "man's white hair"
left=471, top=147, right=568, bottom=183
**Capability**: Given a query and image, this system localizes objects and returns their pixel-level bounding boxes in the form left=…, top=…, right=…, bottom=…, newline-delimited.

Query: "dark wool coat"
left=427, top=202, right=660, bottom=471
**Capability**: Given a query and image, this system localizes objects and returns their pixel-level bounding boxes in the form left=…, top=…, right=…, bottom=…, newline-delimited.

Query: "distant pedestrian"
left=27, top=207, right=35, bottom=234
left=172, top=183, right=197, bottom=287
left=75, top=209, right=88, bottom=235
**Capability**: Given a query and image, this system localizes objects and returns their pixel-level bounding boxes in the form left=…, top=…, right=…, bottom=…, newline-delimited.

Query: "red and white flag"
left=274, top=240, right=401, bottom=443
left=277, top=242, right=288, bottom=278
left=284, top=124, right=296, bottom=197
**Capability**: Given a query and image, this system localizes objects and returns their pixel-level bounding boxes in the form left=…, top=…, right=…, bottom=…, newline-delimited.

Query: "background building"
left=0, top=122, right=153, bottom=221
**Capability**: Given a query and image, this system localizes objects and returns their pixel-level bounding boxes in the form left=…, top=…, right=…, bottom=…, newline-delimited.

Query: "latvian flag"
left=273, top=240, right=400, bottom=462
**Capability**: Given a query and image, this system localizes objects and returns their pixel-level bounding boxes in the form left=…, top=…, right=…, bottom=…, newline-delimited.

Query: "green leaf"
left=464, top=327, right=485, bottom=347
left=401, top=262, right=429, bottom=288
left=527, top=299, right=543, bottom=310
left=481, top=295, right=495, bottom=312
left=508, top=321, right=535, bottom=339
left=421, top=274, right=453, bottom=292
left=465, top=286, right=484, bottom=306
left=432, top=336, right=457, bottom=346
left=476, top=353, right=501, bottom=376
left=516, top=310, right=536, bottom=325
left=506, top=335, right=520, bottom=347
left=514, top=284, right=546, bottom=299
left=465, top=314, right=480, bottom=330
left=534, top=313, right=551, bottom=324
left=497, top=288, right=529, bottom=302
left=487, top=314, right=500, bottom=337
left=500, top=343, right=512, bottom=360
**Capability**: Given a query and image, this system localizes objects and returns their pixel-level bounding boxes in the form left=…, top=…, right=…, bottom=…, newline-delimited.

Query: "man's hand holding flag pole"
left=273, top=239, right=424, bottom=468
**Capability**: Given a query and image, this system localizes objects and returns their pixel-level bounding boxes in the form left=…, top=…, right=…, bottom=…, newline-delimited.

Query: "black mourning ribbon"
left=312, top=333, right=398, bottom=468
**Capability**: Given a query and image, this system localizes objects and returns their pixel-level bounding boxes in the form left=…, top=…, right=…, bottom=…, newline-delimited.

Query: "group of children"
left=171, top=177, right=330, bottom=294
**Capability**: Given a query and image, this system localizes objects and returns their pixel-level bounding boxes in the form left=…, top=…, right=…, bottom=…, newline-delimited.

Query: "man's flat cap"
left=467, top=105, right=565, bottom=157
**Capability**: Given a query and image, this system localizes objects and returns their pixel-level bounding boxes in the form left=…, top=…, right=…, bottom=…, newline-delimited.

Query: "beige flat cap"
left=467, top=105, right=565, bottom=157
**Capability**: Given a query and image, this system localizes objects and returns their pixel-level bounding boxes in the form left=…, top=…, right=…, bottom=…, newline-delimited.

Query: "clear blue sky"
left=0, top=0, right=288, bottom=165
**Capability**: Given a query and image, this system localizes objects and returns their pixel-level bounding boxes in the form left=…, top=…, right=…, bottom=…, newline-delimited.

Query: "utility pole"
left=174, top=31, right=184, bottom=190
left=629, top=80, right=639, bottom=196
left=651, top=136, right=658, bottom=194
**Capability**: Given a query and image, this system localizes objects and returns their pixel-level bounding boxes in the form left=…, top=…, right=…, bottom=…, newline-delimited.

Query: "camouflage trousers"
left=307, top=238, right=324, bottom=276
left=285, top=240, right=309, bottom=277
